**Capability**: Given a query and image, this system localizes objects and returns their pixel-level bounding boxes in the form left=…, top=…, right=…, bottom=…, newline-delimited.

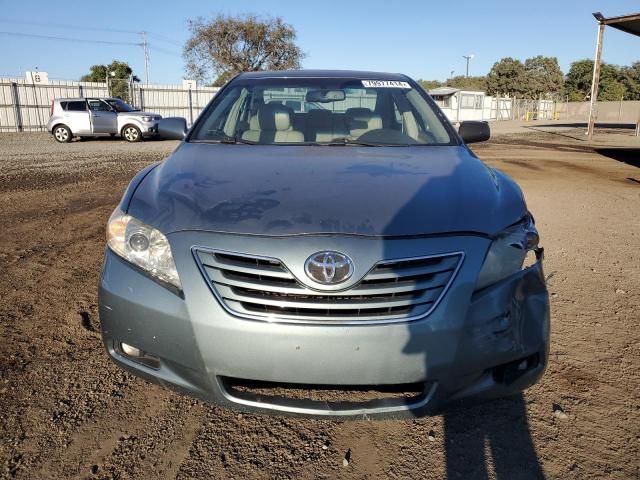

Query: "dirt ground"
left=0, top=128, right=638, bottom=479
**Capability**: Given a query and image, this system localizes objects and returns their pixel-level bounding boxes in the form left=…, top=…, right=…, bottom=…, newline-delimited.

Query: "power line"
left=0, top=22, right=184, bottom=84
left=0, top=19, right=182, bottom=46
left=0, top=31, right=141, bottom=46
left=0, top=19, right=140, bottom=35
left=150, top=45, right=182, bottom=57
left=147, top=32, right=182, bottom=48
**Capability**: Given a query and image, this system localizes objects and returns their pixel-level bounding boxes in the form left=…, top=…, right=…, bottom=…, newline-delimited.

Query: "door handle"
left=94, top=114, right=101, bottom=118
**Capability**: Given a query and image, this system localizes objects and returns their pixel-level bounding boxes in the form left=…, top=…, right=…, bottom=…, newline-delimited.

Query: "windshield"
left=105, top=99, right=136, bottom=113
left=190, top=77, right=456, bottom=146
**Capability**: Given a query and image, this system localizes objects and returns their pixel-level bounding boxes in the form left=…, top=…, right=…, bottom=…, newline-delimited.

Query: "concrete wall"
left=555, top=100, right=640, bottom=123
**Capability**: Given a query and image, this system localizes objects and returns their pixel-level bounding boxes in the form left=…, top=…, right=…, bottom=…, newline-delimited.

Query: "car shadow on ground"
left=441, top=395, right=545, bottom=479
left=595, top=148, right=640, bottom=169
left=377, top=157, right=546, bottom=479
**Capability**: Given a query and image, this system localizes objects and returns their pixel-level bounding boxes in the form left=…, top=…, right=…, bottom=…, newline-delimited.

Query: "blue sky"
left=0, top=0, right=638, bottom=84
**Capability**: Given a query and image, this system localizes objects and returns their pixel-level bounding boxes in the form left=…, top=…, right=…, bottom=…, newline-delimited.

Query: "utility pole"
left=462, top=55, right=474, bottom=77
left=140, top=31, right=150, bottom=84
left=587, top=13, right=605, bottom=140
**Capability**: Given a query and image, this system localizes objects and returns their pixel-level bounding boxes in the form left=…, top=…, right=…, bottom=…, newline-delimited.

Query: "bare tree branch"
left=183, top=14, right=305, bottom=85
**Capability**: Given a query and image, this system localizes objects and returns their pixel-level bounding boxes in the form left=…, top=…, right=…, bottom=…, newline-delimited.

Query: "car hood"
left=127, top=143, right=526, bottom=237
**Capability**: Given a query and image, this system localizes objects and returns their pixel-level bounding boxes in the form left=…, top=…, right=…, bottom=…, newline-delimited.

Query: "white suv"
left=47, top=97, right=162, bottom=143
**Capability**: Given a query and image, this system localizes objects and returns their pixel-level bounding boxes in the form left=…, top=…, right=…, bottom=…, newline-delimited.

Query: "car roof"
left=236, top=69, right=411, bottom=81
left=55, top=97, right=117, bottom=101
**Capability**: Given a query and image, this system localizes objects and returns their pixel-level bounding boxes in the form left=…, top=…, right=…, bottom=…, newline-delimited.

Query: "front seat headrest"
left=258, top=103, right=292, bottom=131
left=345, top=108, right=383, bottom=132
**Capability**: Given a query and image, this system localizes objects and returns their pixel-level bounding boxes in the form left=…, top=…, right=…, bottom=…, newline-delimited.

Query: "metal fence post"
left=10, top=82, right=22, bottom=132
left=188, top=88, right=194, bottom=125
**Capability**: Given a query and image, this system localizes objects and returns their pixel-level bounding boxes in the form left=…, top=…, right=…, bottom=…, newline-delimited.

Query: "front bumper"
left=99, top=233, right=550, bottom=419
left=140, top=122, right=158, bottom=137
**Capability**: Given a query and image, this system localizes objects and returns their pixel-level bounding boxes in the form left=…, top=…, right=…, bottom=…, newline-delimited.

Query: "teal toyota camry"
left=99, top=70, right=549, bottom=419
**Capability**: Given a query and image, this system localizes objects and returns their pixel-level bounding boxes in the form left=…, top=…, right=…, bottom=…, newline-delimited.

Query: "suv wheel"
left=53, top=125, right=72, bottom=143
left=122, top=125, right=142, bottom=143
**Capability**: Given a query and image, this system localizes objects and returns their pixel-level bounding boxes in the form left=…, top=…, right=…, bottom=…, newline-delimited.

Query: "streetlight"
left=462, top=54, right=474, bottom=77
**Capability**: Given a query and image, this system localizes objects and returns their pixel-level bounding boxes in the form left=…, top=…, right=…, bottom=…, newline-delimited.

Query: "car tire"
left=122, top=125, right=142, bottom=143
left=53, top=125, right=72, bottom=143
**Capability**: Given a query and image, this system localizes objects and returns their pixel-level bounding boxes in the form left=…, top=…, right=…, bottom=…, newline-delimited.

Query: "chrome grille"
left=194, top=249, right=463, bottom=324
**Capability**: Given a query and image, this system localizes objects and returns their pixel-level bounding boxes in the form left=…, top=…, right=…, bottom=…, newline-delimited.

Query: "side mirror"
left=158, top=117, right=188, bottom=140
left=459, top=121, right=490, bottom=144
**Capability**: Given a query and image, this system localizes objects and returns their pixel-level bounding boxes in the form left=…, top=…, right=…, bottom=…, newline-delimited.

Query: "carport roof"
left=428, top=87, right=460, bottom=96
left=595, top=12, right=640, bottom=36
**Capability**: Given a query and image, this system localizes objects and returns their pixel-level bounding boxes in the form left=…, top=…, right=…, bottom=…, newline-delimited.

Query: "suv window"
left=88, top=99, right=112, bottom=112
left=63, top=101, right=87, bottom=112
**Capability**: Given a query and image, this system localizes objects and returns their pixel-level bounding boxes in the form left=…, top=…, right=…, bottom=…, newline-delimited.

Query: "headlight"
left=141, top=116, right=152, bottom=122
left=106, top=209, right=181, bottom=289
left=475, top=215, right=540, bottom=291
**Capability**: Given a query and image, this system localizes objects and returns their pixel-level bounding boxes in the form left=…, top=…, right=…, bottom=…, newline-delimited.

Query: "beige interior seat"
left=345, top=108, right=383, bottom=138
left=242, top=104, right=304, bottom=143
left=307, top=109, right=349, bottom=142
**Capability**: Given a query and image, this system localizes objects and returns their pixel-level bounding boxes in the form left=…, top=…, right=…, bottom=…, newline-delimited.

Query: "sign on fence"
left=25, top=71, right=49, bottom=84
left=182, top=79, right=197, bottom=90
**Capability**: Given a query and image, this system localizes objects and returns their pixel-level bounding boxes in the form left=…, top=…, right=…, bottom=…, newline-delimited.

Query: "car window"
left=105, top=99, right=136, bottom=112
left=88, top=100, right=112, bottom=112
left=64, top=101, right=87, bottom=112
left=191, top=77, right=455, bottom=146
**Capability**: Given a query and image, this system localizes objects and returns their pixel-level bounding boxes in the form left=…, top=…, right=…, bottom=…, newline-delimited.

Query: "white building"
left=429, top=87, right=512, bottom=123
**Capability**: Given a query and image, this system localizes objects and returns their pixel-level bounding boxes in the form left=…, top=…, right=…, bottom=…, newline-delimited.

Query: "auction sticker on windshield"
left=361, top=80, right=411, bottom=88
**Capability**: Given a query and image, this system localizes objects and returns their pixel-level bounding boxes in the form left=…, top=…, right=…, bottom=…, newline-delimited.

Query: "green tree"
left=485, top=57, right=527, bottom=97
left=80, top=60, right=139, bottom=100
left=564, top=59, right=593, bottom=101
left=564, top=59, right=631, bottom=101
left=184, top=14, right=305, bottom=83
left=418, top=76, right=486, bottom=92
left=599, top=80, right=626, bottom=101
left=523, top=56, right=564, bottom=98
left=417, top=79, right=442, bottom=91
left=447, top=75, right=487, bottom=91
left=620, top=62, right=640, bottom=100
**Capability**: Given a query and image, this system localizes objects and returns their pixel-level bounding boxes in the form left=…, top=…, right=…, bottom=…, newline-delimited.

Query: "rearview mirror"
left=305, top=90, right=346, bottom=103
left=458, top=121, right=490, bottom=144
left=158, top=117, right=188, bottom=140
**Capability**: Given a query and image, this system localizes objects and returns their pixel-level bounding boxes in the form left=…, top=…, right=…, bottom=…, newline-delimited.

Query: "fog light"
left=121, top=342, right=143, bottom=357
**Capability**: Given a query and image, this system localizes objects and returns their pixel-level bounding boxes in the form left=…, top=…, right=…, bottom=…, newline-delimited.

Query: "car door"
left=63, top=100, right=91, bottom=134
left=87, top=99, right=118, bottom=134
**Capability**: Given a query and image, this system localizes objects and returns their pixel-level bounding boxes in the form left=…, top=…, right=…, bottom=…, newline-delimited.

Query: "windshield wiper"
left=219, top=134, right=257, bottom=145
left=314, top=137, right=384, bottom=147
left=194, top=131, right=258, bottom=145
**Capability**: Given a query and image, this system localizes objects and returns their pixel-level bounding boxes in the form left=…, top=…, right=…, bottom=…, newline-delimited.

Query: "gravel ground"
left=0, top=130, right=638, bottom=479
